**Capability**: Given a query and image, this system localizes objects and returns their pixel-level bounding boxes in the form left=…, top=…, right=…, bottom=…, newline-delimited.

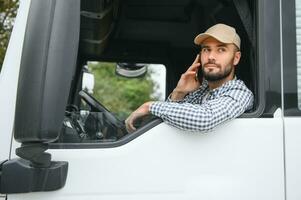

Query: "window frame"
left=282, top=0, right=301, bottom=116
left=50, top=0, right=278, bottom=149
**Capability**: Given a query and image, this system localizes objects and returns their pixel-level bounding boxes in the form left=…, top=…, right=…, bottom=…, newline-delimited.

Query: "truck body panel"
left=0, top=0, right=31, bottom=162
left=8, top=119, right=284, bottom=200
left=1, top=0, right=301, bottom=199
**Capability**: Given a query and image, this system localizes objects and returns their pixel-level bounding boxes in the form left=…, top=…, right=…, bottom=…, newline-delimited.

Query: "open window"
left=58, top=62, right=166, bottom=143
left=53, top=0, right=260, bottom=147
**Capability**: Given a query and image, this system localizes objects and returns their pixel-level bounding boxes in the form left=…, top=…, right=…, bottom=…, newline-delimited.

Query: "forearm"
left=150, top=102, right=216, bottom=132
left=168, top=81, right=206, bottom=103
left=169, top=89, right=188, bottom=101
left=125, top=101, right=154, bottom=132
left=155, top=80, right=254, bottom=132
left=167, top=88, right=201, bottom=104
left=149, top=99, right=245, bottom=132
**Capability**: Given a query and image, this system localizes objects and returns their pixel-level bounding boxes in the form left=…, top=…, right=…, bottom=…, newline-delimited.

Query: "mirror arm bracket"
left=0, top=143, right=68, bottom=194
left=16, top=143, right=51, bottom=167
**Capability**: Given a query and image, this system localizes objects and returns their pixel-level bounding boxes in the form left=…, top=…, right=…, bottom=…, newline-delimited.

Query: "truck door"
left=2, top=0, right=287, bottom=200
left=282, top=0, right=301, bottom=199
left=8, top=111, right=286, bottom=199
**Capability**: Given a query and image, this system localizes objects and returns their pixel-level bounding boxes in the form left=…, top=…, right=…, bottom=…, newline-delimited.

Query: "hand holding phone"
left=170, top=54, right=201, bottom=101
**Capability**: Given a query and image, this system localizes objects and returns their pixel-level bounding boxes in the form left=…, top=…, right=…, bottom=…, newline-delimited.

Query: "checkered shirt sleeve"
left=149, top=79, right=254, bottom=132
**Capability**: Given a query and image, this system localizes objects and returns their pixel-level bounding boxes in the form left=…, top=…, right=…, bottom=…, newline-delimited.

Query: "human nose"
left=208, top=51, right=216, bottom=62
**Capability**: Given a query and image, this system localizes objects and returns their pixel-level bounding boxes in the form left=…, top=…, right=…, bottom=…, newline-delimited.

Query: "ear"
left=233, top=51, right=241, bottom=66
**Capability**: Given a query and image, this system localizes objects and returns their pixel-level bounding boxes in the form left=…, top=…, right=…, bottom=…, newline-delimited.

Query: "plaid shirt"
left=149, top=79, right=254, bottom=132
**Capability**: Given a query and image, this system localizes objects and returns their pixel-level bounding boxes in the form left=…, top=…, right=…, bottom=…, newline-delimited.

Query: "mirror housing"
left=116, top=63, right=148, bottom=78
left=14, top=0, right=80, bottom=143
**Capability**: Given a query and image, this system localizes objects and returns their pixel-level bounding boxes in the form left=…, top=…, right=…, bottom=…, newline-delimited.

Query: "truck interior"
left=56, top=0, right=258, bottom=144
left=76, top=0, right=256, bottom=94
left=57, top=0, right=257, bottom=144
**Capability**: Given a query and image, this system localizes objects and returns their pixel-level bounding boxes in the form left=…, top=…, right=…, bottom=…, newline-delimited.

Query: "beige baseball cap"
left=194, top=23, right=241, bottom=49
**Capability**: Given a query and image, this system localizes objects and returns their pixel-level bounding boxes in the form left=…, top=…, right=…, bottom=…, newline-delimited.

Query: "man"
left=125, top=23, right=254, bottom=132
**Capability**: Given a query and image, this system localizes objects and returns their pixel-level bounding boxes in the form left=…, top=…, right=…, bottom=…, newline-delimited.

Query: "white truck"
left=0, top=0, right=301, bottom=199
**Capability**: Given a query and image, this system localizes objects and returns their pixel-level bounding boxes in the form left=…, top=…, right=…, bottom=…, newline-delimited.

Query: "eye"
left=202, top=48, right=210, bottom=53
left=218, top=47, right=226, bottom=53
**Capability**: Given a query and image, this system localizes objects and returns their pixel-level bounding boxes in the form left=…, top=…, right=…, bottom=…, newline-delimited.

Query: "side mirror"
left=82, top=71, right=95, bottom=94
left=15, top=0, right=80, bottom=144
left=115, top=63, right=148, bottom=78
left=3, top=0, right=80, bottom=194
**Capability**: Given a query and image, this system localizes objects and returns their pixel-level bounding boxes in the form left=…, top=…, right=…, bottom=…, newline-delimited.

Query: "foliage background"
left=0, top=0, right=18, bottom=71
left=88, top=62, right=160, bottom=120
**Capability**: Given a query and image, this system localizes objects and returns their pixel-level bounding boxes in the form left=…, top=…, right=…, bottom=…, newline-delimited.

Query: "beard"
left=201, top=59, right=234, bottom=82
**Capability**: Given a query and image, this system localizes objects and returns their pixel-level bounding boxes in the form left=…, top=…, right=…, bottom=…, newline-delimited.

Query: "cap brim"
left=194, top=33, right=230, bottom=45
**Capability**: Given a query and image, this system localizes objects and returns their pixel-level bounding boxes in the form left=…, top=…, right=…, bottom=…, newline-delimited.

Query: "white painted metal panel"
left=285, top=1, right=301, bottom=199
left=284, top=118, right=301, bottom=200
left=9, top=118, right=285, bottom=200
left=0, top=0, right=31, bottom=162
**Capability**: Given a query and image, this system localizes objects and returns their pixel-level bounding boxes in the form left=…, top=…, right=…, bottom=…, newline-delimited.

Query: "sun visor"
left=14, top=0, right=80, bottom=143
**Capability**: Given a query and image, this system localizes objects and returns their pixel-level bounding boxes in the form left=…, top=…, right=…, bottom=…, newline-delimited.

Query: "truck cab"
left=0, top=0, right=301, bottom=199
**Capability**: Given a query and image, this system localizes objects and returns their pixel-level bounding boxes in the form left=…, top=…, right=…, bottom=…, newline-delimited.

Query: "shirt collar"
left=205, top=76, right=238, bottom=93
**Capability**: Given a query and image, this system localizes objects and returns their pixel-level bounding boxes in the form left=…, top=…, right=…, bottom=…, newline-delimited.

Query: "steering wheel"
left=78, top=90, right=123, bottom=127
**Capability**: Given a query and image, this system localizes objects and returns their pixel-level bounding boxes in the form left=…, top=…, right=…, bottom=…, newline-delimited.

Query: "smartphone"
left=196, top=54, right=203, bottom=82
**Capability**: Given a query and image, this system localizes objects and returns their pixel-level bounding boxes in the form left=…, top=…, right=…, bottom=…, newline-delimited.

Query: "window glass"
left=296, top=0, right=301, bottom=109
left=0, top=0, right=19, bottom=72
left=58, top=62, right=166, bottom=143
left=84, top=62, right=166, bottom=120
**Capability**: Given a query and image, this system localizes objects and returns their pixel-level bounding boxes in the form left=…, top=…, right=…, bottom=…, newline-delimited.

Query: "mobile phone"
left=196, top=54, right=203, bottom=82
left=196, top=67, right=203, bottom=82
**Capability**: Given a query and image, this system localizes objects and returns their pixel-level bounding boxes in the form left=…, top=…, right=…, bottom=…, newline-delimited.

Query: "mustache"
left=203, top=61, right=220, bottom=68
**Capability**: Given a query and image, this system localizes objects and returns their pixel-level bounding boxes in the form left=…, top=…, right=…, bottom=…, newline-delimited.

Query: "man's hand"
left=171, top=54, right=202, bottom=101
left=125, top=101, right=153, bottom=133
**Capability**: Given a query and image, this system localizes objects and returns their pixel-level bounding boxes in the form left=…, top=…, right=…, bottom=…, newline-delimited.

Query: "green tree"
left=0, top=0, right=19, bottom=71
left=88, top=62, right=159, bottom=120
